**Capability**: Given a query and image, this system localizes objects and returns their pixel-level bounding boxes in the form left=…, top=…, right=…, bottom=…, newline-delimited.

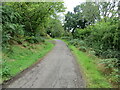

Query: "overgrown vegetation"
left=64, top=19, right=119, bottom=87
left=1, top=2, right=65, bottom=83
left=63, top=1, right=120, bottom=88
left=1, top=1, right=120, bottom=88
left=69, top=45, right=112, bottom=88
left=2, top=2, right=65, bottom=49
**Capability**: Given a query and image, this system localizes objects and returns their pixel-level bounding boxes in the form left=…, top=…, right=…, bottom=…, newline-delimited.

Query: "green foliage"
left=74, top=2, right=100, bottom=23
left=61, top=36, right=71, bottom=40
left=2, top=5, right=24, bottom=48
left=78, top=46, right=87, bottom=52
left=100, top=58, right=118, bottom=69
left=74, top=28, right=92, bottom=39
left=1, top=41, right=54, bottom=82
left=1, top=59, right=11, bottom=78
left=69, top=39, right=80, bottom=46
left=63, top=1, right=119, bottom=87
left=64, top=11, right=88, bottom=35
left=68, top=39, right=87, bottom=51
left=74, top=19, right=120, bottom=60
left=61, top=32, right=73, bottom=40
left=109, top=68, right=119, bottom=85
left=26, top=36, right=45, bottom=44
left=69, top=45, right=112, bottom=88
left=66, top=18, right=119, bottom=87
left=64, top=2, right=101, bottom=36
left=99, top=58, right=119, bottom=85
left=46, top=18, right=65, bottom=38
left=88, top=50, right=96, bottom=55
left=2, top=2, right=65, bottom=49
left=2, top=2, right=65, bottom=83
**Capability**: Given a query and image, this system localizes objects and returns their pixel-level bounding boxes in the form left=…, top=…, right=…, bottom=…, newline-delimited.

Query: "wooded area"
left=64, top=1, right=120, bottom=87
left=1, top=2, right=65, bottom=84
left=1, top=1, right=120, bottom=88
left=2, top=2, right=65, bottom=48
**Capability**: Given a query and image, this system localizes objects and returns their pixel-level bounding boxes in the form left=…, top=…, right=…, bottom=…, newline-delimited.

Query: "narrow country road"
left=5, top=40, right=85, bottom=88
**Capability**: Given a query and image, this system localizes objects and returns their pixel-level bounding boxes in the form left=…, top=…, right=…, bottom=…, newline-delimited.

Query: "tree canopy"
left=2, top=2, right=65, bottom=48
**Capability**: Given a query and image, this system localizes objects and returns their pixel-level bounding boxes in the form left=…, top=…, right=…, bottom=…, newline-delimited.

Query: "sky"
left=58, top=0, right=86, bottom=23
left=63, top=0, right=86, bottom=12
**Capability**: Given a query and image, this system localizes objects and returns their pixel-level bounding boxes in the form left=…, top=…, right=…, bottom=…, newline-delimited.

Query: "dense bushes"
left=74, top=19, right=120, bottom=60
left=2, top=5, right=24, bottom=48
left=1, top=59, right=11, bottom=78
left=66, top=18, right=119, bottom=86
left=2, top=2, right=65, bottom=50
left=63, top=1, right=120, bottom=87
left=2, top=2, right=65, bottom=82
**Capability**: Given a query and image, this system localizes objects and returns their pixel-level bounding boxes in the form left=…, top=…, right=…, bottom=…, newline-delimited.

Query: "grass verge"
left=68, top=45, right=112, bottom=88
left=1, top=41, right=54, bottom=83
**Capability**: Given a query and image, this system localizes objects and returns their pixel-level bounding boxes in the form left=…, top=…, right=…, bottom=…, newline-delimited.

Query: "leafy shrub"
left=101, top=50, right=120, bottom=59
left=2, top=66, right=11, bottom=78
left=78, top=40, right=86, bottom=46
left=22, top=42, right=30, bottom=47
left=26, top=36, right=45, bottom=44
left=2, top=5, right=24, bottom=48
left=100, top=58, right=118, bottom=69
left=74, top=28, right=92, bottom=39
left=78, top=46, right=87, bottom=52
left=69, top=19, right=119, bottom=86
left=88, top=50, right=96, bottom=55
left=109, top=68, right=119, bottom=85
left=74, top=19, right=120, bottom=60
left=69, top=39, right=79, bottom=46
left=61, top=36, right=72, bottom=40
left=99, top=58, right=119, bottom=85
left=35, top=36, right=45, bottom=43
left=2, top=59, right=11, bottom=78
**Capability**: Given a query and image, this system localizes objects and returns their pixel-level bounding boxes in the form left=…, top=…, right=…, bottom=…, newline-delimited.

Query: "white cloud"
left=63, top=0, right=86, bottom=12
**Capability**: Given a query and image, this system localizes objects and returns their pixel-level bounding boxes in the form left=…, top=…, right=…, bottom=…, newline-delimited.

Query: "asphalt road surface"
left=6, top=40, right=85, bottom=88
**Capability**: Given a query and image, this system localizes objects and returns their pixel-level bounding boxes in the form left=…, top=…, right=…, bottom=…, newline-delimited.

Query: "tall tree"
left=2, top=2, right=65, bottom=47
left=64, top=2, right=100, bottom=36
left=97, top=1, right=118, bottom=21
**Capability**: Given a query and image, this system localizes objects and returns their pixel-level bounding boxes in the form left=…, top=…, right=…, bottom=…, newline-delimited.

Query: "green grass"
left=1, top=41, right=54, bottom=83
left=68, top=45, right=112, bottom=88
